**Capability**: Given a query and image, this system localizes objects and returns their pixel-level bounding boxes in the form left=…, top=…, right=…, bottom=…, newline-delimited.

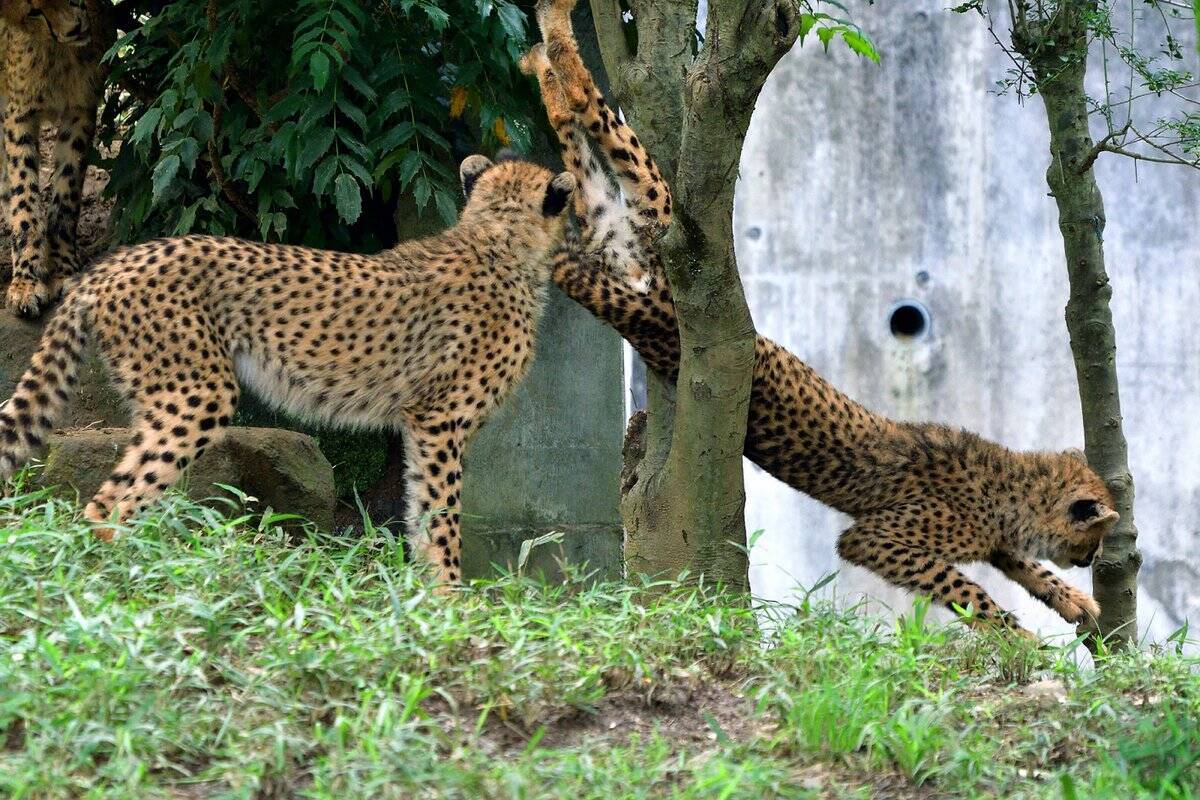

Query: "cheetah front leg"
left=520, top=44, right=594, bottom=221
left=44, top=108, right=95, bottom=301
left=402, top=414, right=465, bottom=590
left=4, top=105, right=50, bottom=317
left=989, top=552, right=1100, bottom=626
left=837, top=520, right=1035, bottom=638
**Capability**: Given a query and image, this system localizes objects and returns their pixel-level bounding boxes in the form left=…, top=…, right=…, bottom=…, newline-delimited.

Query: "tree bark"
left=588, top=0, right=799, bottom=589
left=1015, top=3, right=1141, bottom=647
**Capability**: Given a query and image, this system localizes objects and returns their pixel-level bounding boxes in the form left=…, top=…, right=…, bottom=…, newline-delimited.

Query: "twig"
left=207, top=97, right=258, bottom=229
left=1078, top=121, right=1131, bottom=173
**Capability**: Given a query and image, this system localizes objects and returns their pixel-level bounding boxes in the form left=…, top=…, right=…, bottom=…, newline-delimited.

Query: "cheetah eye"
left=1068, top=499, right=1100, bottom=522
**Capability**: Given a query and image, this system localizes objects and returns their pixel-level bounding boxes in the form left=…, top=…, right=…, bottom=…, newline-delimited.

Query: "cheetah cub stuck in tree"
left=0, top=154, right=577, bottom=586
left=526, top=0, right=1118, bottom=637
left=0, top=0, right=114, bottom=318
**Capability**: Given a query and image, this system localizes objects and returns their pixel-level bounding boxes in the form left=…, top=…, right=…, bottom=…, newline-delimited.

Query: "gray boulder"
left=37, top=427, right=336, bottom=530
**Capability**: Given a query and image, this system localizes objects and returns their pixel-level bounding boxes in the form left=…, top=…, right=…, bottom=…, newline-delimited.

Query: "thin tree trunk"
left=1017, top=4, right=1141, bottom=647
left=589, top=0, right=800, bottom=589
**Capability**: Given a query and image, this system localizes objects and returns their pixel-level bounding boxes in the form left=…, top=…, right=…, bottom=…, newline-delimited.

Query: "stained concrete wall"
left=462, top=288, right=625, bottom=580
left=734, top=1, right=1200, bottom=640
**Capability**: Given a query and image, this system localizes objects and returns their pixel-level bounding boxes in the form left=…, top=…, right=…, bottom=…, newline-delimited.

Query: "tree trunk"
left=1018, top=5, right=1142, bottom=647
left=589, top=0, right=798, bottom=589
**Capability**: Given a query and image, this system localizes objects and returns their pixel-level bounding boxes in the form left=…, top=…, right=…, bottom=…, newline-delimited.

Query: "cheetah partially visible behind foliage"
left=0, top=154, right=577, bottom=587
left=0, top=0, right=114, bottom=318
left=527, top=0, right=1118, bottom=637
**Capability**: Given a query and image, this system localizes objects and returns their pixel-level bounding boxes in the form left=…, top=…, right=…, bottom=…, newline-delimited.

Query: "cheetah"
left=0, top=0, right=114, bottom=318
left=0, top=154, right=577, bottom=587
left=525, top=0, right=1117, bottom=636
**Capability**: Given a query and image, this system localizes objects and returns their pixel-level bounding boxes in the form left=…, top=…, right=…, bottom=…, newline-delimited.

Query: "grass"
left=0, top=487, right=1197, bottom=799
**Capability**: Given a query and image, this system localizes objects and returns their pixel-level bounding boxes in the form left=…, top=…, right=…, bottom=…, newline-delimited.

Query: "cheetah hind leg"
left=535, top=0, right=589, bottom=112
left=4, top=105, right=50, bottom=317
left=44, top=109, right=96, bottom=303
left=520, top=44, right=593, bottom=220
left=85, top=391, right=237, bottom=541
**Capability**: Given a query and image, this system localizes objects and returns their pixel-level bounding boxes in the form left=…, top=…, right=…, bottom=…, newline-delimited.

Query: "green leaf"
left=817, top=27, right=836, bottom=51
left=841, top=30, right=880, bottom=63
left=310, top=50, right=332, bottom=92
left=298, top=127, right=335, bottom=174
left=496, top=3, right=526, bottom=42
left=798, top=13, right=819, bottom=40
left=334, top=173, right=362, bottom=224
left=397, top=150, right=422, bottom=188
left=151, top=154, right=181, bottom=205
left=422, top=5, right=450, bottom=30
left=313, top=155, right=340, bottom=196
left=434, top=186, right=457, bottom=226
left=414, top=175, right=431, bottom=210
left=173, top=201, right=199, bottom=235
left=337, top=96, right=368, bottom=132
left=130, top=108, right=163, bottom=146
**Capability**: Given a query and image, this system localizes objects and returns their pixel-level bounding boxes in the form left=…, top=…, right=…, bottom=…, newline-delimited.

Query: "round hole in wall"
left=746, top=226, right=763, bottom=241
left=888, top=300, right=931, bottom=340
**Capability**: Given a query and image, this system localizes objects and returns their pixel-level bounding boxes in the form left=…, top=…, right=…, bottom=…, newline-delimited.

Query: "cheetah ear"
left=1062, top=448, right=1088, bottom=464
left=460, top=155, right=493, bottom=199
left=542, top=172, right=576, bottom=217
left=1069, top=500, right=1119, bottom=531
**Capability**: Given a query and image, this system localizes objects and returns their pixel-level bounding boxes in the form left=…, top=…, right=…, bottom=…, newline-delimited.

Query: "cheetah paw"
left=6, top=277, right=49, bottom=318
left=519, top=43, right=546, bottom=77
left=536, top=0, right=578, bottom=17
left=1053, top=588, right=1101, bottom=625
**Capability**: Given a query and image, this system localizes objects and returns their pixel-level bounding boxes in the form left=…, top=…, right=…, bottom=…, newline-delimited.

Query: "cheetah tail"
left=0, top=289, right=93, bottom=479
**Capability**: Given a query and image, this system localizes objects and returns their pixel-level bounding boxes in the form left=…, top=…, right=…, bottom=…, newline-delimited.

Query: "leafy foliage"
left=104, top=0, right=545, bottom=250
left=953, top=0, right=1200, bottom=167
left=798, top=3, right=881, bottom=63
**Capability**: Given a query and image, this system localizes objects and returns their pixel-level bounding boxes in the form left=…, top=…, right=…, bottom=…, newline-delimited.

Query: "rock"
left=0, top=310, right=127, bottom=429
left=37, top=427, right=336, bottom=530
left=1021, top=679, right=1067, bottom=704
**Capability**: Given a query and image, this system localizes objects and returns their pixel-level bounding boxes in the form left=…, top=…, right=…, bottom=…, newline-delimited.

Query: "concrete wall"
left=734, top=1, right=1200, bottom=640
left=462, top=287, right=625, bottom=581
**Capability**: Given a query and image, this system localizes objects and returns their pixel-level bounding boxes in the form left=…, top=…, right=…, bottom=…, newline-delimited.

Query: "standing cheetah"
left=526, top=0, right=1117, bottom=636
left=0, top=0, right=114, bottom=318
left=0, top=154, right=577, bottom=586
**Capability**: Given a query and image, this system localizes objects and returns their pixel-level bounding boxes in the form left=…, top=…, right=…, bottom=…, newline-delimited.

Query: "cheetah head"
left=1040, top=450, right=1119, bottom=570
left=458, top=153, right=576, bottom=252
left=1, top=0, right=91, bottom=46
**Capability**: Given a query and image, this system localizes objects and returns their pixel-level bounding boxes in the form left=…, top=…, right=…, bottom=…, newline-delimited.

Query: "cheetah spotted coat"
left=0, top=0, right=113, bottom=318
left=0, top=155, right=577, bottom=587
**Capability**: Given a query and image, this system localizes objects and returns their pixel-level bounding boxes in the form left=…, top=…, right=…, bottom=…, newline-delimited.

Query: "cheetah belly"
left=232, top=347, right=428, bottom=431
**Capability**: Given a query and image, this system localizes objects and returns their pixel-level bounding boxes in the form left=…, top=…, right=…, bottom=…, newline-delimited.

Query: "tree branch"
left=587, top=0, right=634, bottom=104
left=1078, top=121, right=1130, bottom=173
